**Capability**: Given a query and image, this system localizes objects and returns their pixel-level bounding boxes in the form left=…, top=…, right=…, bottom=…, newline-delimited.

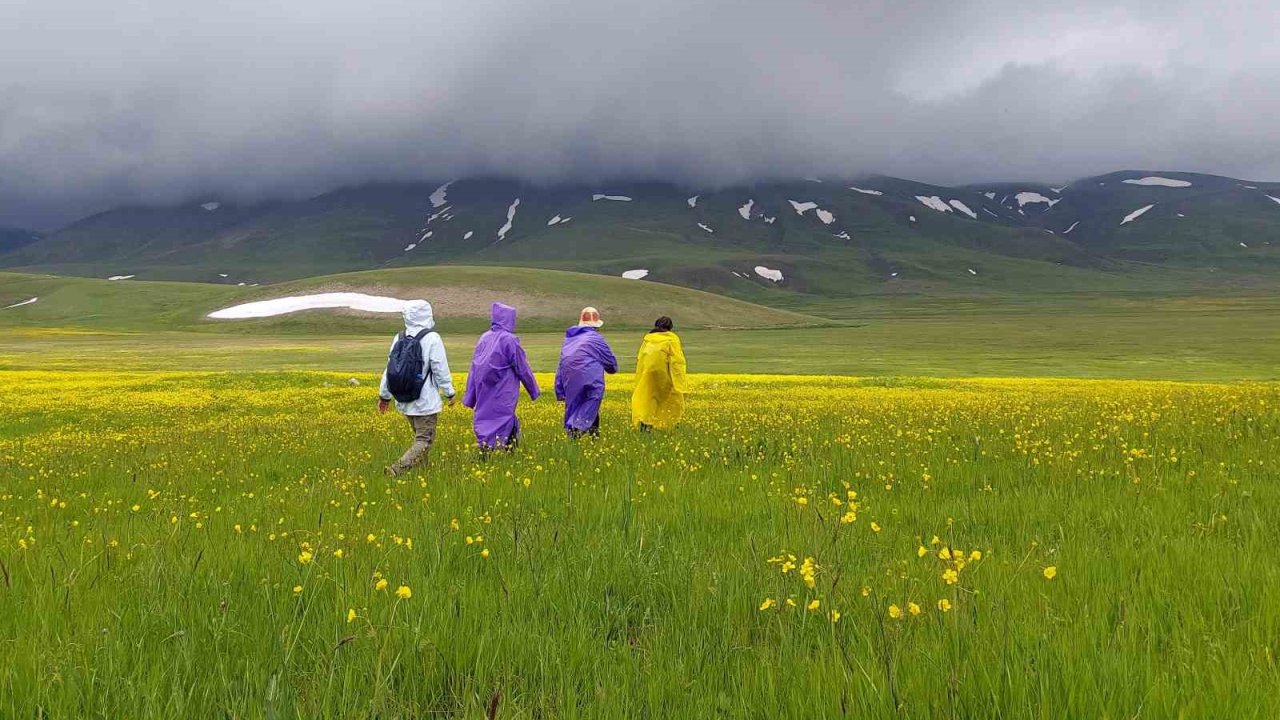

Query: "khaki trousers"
left=390, top=414, right=439, bottom=475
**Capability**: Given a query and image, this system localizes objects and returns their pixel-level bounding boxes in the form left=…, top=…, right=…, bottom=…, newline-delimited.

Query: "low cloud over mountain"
left=3, top=0, right=1280, bottom=227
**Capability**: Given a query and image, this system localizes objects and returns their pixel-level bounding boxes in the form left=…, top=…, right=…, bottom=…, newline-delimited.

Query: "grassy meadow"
left=2, top=368, right=1279, bottom=718
left=3, top=269, right=1280, bottom=717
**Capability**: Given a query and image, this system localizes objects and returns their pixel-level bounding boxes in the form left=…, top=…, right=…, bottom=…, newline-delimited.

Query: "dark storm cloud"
left=2, top=0, right=1279, bottom=227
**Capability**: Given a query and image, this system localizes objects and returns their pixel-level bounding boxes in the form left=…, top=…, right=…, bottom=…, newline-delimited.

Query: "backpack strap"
left=413, top=328, right=431, bottom=341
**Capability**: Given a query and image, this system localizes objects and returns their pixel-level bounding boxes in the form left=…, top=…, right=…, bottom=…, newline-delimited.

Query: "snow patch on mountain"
left=915, top=196, right=952, bottom=213
left=429, top=181, right=454, bottom=208
left=698, top=223, right=714, bottom=234
left=4, top=297, right=37, bottom=309
left=498, top=199, right=520, bottom=240
left=739, top=199, right=754, bottom=220
left=201, top=202, right=220, bottom=211
left=687, top=196, right=698, bottom=208
left=948, top=200, right=977, bottom=219
left=1121, top=204, right=1156, bottom=225
left=1123, top=176, right=1191, bottom=188
left=107, top=275, right=135, bottom=281
left=1063, top=221, right=1079, bottom=234
left=1266, top=195, right=1280, bottom=206
left=1015, top=192, right=1059, bottom=207
left=789, top=200, right=818, bottom=215
left=815, top=209, right=835, bottom=225
left=592, top=194, right=632, bottom=202
left=209, top=293, right=408, bottom=320
left=621, top=269, right=649, bottom=280
left=754, top=266, right=784, bottom=282
left=850, top=187, right=883, bottom=196
left=547, top=215, right=564, bottom=226
left=983, top=192, right=996, bottom=200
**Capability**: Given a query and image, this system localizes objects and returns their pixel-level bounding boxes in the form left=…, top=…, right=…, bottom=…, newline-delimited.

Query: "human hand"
left=378, top=399, right=390, bottom=415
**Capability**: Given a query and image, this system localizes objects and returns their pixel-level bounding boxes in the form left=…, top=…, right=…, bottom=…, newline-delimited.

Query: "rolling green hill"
left=0, top=266, right=822, bottom=334
left=4, top=172, right=1279, bottom=303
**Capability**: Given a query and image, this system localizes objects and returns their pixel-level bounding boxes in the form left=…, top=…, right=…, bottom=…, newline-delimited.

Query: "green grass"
left=1, top=371, right=1277, bottom=718
left=0, top=267, right=822, bottom=334
left=4, top=266, right=1280, bottom=716
left=5, top=291, right=1279, bottom=380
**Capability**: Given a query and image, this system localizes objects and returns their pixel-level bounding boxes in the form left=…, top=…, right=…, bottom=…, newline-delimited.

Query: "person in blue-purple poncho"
left=462, top=302, right=540, bottom=450
left=554, top=307, right=618, bottom=438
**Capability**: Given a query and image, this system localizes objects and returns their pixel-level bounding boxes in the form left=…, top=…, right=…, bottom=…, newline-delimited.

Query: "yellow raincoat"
left=631, top=331, right=688, bottom=429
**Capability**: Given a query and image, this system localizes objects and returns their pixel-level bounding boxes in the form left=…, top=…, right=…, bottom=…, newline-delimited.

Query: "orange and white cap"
left=578, top=306, right=603, bottom=328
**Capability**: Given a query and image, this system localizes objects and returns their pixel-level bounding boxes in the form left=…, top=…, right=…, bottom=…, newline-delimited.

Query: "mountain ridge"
left=3, top=170, right=1277, bottom=301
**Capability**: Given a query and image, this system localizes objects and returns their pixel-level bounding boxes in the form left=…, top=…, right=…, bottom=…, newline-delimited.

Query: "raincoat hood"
left=490, top=302, right=517, bottom=332
left=403, top=300, right=435, bottom=334
left=564, top=325, right=598, bottom=339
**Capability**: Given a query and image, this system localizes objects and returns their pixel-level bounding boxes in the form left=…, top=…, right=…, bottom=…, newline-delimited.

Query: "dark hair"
left=650, top=316, right=674, bottom=333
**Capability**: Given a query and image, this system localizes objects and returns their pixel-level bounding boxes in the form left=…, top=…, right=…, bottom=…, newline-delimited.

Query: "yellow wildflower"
left=1043, top=566, right=1057, bottom=580
left=395, top=585, right=412, bottom=600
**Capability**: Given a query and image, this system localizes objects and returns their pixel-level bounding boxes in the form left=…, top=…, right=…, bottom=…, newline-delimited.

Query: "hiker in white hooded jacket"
left=378, top=300, right=456, bottom=476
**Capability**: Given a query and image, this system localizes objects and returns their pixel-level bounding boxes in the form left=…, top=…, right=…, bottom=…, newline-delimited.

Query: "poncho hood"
left=490, top=302, right=517, bottom=332
left=403, top=300, right=435, bottom=334
left=564, top=325, right=598, bottom=339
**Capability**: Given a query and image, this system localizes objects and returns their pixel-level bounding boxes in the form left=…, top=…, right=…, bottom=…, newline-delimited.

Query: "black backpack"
left=385, top=328, right=433, bottom=402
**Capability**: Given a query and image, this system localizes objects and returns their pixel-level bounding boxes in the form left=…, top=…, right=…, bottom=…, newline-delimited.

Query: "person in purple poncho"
left=462, top=302, right=540, bottom=450
left=554, top=307, right=618, bottom=438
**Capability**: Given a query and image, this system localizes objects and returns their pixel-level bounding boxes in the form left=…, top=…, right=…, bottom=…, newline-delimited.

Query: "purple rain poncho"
left=462, top=303, right=540, bottom=447
left=554, top=326, right=618, bottom=432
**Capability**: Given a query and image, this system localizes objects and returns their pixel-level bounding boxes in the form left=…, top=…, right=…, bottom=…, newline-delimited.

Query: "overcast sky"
left=3, top=0, right=1280, bottom=228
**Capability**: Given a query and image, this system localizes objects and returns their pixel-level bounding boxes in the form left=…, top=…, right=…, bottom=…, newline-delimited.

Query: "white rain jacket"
left=378, top=300, right=456, bottom=416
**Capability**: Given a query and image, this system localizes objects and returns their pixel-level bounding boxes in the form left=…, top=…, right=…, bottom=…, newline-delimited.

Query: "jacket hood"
left=490, top=302, right=517, bottom=332
left=565, top=325, right=598, bottom=338
left=403, top=300, right=435, bottom=334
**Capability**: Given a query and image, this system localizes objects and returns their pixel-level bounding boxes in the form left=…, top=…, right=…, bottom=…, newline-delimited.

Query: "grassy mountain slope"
left=0, top=266, right=821, bottom=334
left=0, top=227, right=42, bottom=254
left=5, top=172, right=1279, bottom=301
